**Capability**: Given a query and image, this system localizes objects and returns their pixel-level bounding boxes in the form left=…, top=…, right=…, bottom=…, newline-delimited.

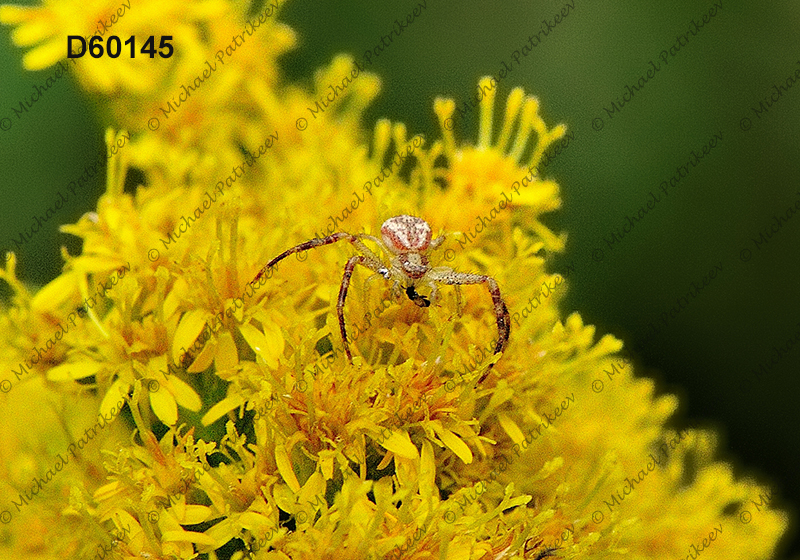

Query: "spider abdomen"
left=381, top=215, right=432, bottom=253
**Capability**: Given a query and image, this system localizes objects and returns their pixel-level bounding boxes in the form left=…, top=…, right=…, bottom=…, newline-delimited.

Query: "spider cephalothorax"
left=251, top=215, right=510, bottom=380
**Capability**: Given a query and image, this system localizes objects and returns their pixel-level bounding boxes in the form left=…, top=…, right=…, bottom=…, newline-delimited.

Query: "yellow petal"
left=172, top=310, right=208, bottom=364
left=166, top=375, right=202, bottom=411
left=99, top=509, right=143, bottom=539
left=163, top=276, right=189, bottom=319
left=239, top=322, right=284, bottom=369
left=497, top=413, right=525, bottom=445
left=21, top=39, right=63, bottom=71
left=162, top=530, right=217, bottom=545
left=0, top=6, right=35, bottom=24
left=299, top=471, right=327, bottom=509
left=150, top=386, right=178, bottom=425
left=445, top=538, right=472, bottom=560
left=214, top=330, right=238, bottom=372
left=373, top=476, right=393, bottom=507
left=275, top=443, right=300, bottom=492
left=11, top=17, right=53, bottom=46
left=69, top=255, right=127, bottom=276
left=420, top=440, right=436, bottom=497
left=203, top=518, right=250, bottom=549
left=318, top=450, right=336, bottom=480
left=47, top=360, right=104, bottom=381
left=93, top=481, right=123, bottom=503
left=201, top=393, right=244, bottom=426
left=377, top=429, right=419, bottom=460
left=100, top=378, right=130, bottom=419
left=533, top=457, right=564, bottom=482
left=273, top=483, right=297, bottom=514
left=480, top=382, right=515, bottom=421
left=187, top=337, right=216, bottom=373
left=173, top=505, right=212, bottom=525
left=31, top=272, right=79, bottom=312
left=239, top=511, right=271, bottom=529
left=430, top=421, right=473, bottom=464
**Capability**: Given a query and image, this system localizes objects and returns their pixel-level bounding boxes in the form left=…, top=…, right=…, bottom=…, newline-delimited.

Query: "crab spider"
left=251, top=215, right=510, bottom=380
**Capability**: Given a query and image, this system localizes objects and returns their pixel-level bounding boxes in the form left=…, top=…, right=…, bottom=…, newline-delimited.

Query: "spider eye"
left=378, top=267, right=390, bottom=279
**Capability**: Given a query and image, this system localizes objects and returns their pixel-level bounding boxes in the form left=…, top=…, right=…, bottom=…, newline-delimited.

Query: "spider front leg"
left=251, top=232, right=382, bottom=286
left=390, top=281, right=404, bottom=302
left=338, top=255, right=386, bottom=363
left=361, top=272, right=385, bottom=309
left=430, top=234, right=446, bottom=250
left=425, top=282, right=463, bottom=315
left=428, top=267, right=510, bottom=382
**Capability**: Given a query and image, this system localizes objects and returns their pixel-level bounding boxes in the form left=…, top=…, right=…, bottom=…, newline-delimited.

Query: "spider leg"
left=426, top=281, right=463, bottom=315
left=251, top=232, right=384, bottom=286
left=428, top=282, right=440, bottom=306
left=390, top=281, right=403, bottom=302
left=361, top=272, right=385, bottom=309
left=357, top=233, right=387, bottom=259
left=454, top=284, right=464, bottom=314
left=338, top=255, right=385, bottom=363
left=428, top=267, right=510, bottom=382
left=430, top=234, right=446, bottom=250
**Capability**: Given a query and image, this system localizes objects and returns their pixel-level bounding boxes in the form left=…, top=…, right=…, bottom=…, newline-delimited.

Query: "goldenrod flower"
left=0, top=2, right=787, bottom=559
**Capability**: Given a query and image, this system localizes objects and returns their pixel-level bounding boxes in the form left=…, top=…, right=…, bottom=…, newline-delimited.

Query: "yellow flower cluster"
left=0, top=0, right=787, bottom=559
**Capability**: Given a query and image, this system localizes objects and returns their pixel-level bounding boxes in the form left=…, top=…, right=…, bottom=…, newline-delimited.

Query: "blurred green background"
left=2, top=0, right=799, bottom=556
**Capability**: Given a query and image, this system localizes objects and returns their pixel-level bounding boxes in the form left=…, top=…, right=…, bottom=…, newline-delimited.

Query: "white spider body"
left=381, top=215, right=435, bottom=281
left=381, top=215, right=432, bottom=253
